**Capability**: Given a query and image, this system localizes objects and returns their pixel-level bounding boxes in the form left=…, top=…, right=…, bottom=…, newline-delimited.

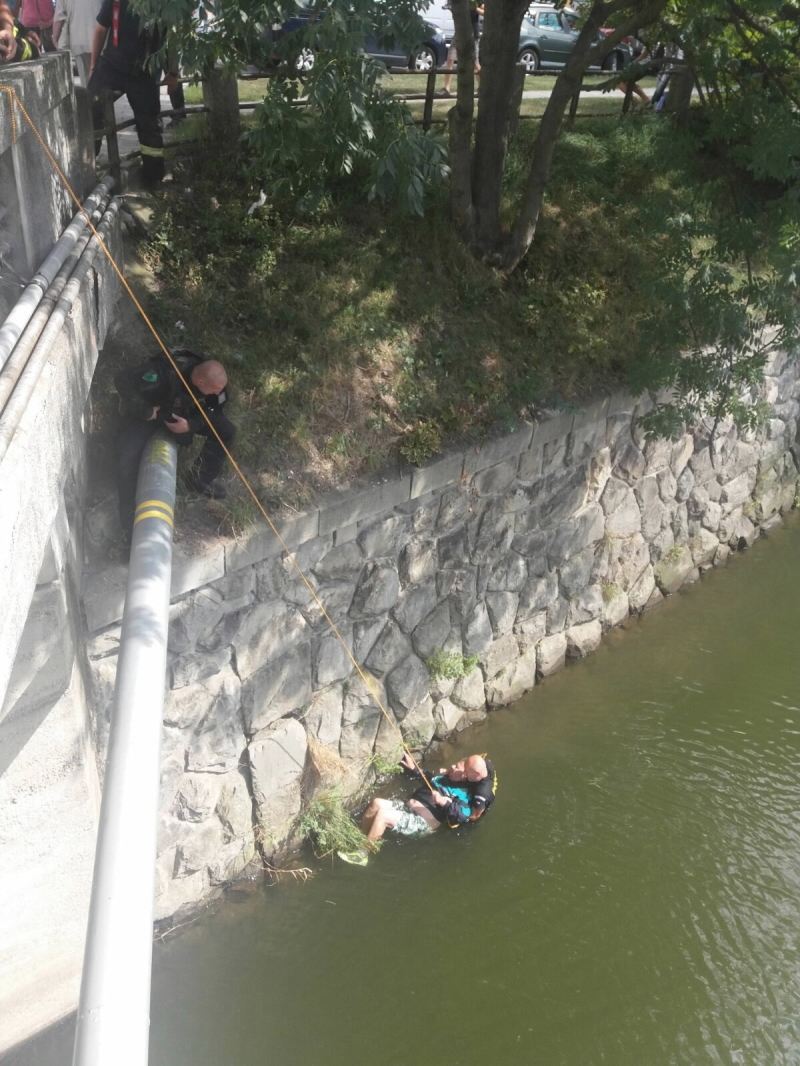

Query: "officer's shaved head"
left=191, top=360, right=227, bottom=394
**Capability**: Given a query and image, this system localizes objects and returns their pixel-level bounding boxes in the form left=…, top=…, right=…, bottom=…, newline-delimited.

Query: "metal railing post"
left=72, top=432, right=178, bottom=1066
left=423, top=66, right=437, bottom=131
left=102, top=90, right=122, bottom=188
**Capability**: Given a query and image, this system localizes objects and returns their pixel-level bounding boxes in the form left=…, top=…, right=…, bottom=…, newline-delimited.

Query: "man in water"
left=339, top=752, right=496, bottom=865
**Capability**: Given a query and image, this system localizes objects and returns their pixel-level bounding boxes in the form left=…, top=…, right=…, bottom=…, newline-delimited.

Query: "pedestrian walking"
left=441, top=2, right=483, bottom=97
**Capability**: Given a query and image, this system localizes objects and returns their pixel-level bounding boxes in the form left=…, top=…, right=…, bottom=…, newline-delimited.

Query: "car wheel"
left=411, top=45, right=437, bottom=73
left=601, top=50, right=621, bottom=72
left=295, top=47, right=315, bottom=73
left=518, top=47, right=539, bottom=74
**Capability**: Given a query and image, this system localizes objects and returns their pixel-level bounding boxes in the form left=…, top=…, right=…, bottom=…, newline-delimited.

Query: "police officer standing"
left=114, top=349, right=236, bottom=540
left=88, top=0, right=164, bottom=188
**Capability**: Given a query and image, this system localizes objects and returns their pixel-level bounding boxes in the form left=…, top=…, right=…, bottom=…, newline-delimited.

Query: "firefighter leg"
left=126, top=71, right=164, bottom=186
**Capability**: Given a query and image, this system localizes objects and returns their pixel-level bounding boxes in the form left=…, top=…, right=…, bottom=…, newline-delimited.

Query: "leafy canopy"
left=133, top=0, right=449, bottom=214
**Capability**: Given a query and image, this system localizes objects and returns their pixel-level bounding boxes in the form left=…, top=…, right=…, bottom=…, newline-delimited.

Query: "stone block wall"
left=83, top=350, right=800, bottom=924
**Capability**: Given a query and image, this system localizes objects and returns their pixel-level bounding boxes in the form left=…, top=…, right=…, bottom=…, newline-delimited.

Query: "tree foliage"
left=133, top=0, right=448, bottom=213
left=135, top=0, right=800, bottom=438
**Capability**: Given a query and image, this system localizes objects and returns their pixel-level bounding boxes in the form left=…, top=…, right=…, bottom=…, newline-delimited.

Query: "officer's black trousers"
left=88, top=58, right=164, bottom=185
left=117, top=414, right=237, bottom=531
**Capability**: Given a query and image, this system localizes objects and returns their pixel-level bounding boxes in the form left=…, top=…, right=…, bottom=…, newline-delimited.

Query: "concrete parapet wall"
left=0, top=69, right=121, bottom=1048
left=82, top=349, right=800, bottom=927
left=0, top=53, right=94, bottom=305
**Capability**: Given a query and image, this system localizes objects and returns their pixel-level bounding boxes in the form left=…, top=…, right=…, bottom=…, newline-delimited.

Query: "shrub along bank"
left=131, top=112, right=795, bottom=527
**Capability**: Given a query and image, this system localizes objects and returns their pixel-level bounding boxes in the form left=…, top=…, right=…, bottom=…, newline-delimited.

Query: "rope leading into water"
left=0, top=84, right=436, bottom=796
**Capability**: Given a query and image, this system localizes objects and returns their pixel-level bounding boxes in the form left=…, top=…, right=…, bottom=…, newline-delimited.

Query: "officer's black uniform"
left=88, top=0, right=164, bottom=186
left=114, top=349, right=236, bottom=531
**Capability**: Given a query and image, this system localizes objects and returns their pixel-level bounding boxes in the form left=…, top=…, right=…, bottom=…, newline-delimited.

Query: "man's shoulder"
left=470, top=763, right=496, bottom=808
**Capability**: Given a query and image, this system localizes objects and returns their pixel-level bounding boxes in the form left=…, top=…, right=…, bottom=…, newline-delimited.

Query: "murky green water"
left=15, top=516, right=800, bottom=1066
left=146, top=515, right=800, bottom=1066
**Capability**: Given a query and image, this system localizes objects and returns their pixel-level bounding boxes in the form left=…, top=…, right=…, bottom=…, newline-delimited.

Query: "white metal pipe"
left=0, top=198, right=120, bottom=462
left=0, top=176, right=114, bottom=371
left=0, top=208, right=102, bottom=418
left=72, top=431, right=178, bottom=1066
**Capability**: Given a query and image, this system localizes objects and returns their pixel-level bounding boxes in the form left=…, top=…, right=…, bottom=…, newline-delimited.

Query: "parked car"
left=518, top=4, right=630, bottom=73
left=264, top=8, right=448, bottom=73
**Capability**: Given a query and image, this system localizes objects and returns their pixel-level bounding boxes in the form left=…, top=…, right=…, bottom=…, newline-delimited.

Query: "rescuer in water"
left=114, top=348, right=235, bottom=544
left=340, top=752, right=497, bottom=865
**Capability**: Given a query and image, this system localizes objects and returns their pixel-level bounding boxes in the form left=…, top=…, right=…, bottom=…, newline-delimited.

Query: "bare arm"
left=90, top=20, right=106, bottom=73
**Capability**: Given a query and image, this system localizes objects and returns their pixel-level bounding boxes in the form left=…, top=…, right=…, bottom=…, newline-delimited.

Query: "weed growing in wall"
left=425, top=649, right=480, bottom=681
left=299, top=789, right=378, bottom=858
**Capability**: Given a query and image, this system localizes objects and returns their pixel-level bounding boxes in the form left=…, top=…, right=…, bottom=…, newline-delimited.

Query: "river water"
left=15, top=515, right=800, bottom=1066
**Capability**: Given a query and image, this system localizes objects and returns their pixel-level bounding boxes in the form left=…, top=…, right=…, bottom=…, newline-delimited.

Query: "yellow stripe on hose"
left=135, top=499, right=174, bottom=516
left=134, top=510, right=174, bottom=526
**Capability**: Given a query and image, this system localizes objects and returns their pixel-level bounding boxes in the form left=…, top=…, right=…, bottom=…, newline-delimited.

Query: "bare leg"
left=442, top=45, right=456, bottom=92
left=361, top=798, right=401, bottom=842
left=361, top=798, right=381, bottom=836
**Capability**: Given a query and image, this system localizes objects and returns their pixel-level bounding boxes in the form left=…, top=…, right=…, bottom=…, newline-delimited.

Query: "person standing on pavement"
left=53, top=0, right=101, bottom=85
left=441, top=2, right=483, bottom=97
left=114, top=348, right=236, bottom=542
left=18, top=0, right=54, bottom=51
left=88, top=0, right=164, bottom=188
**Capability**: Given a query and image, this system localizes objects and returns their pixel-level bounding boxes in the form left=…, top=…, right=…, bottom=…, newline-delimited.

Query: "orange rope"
left=0, top=84, right=436, bottom=797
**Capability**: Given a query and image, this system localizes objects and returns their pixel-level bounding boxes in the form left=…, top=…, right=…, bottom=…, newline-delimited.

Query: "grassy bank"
left=115, top=112, right=739, bottom=522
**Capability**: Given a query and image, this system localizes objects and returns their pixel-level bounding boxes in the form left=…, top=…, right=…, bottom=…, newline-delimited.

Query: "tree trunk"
left=499, top=0, right=668, bottom=273
left=666, top=64, right=694, bottom=123
left=471, top=0, right=529, bottom=254
left=203, top=69, right=240, bottom=146
left=448, top=0, right=478, bottom=237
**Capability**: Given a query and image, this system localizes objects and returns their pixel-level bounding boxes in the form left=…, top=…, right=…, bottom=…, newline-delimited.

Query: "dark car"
left=265, top=8, right=448, bottom=73
left=518, top=5, right=630, bottom=73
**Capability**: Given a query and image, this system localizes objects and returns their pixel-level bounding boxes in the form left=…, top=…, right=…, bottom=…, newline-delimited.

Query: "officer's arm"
left=90, top=20, right=107, bottom=74
left=52, top=0, right=66, bottom=47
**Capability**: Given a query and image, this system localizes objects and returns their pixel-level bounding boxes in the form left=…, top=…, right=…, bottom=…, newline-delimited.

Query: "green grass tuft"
left=425, top=649, right=480, bottom=680
left=299, top=789, right=377, bottom=857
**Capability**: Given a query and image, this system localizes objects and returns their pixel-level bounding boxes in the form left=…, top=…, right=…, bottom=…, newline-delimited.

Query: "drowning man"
left=339, top=751, right=496, bottom=865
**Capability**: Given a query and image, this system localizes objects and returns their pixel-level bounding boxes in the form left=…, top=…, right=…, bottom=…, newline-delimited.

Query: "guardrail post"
left=423, top=67, right=436, bottom=131
left=509, top=62, right=526, bottom=138
left=568, top=72, right=582, bottom=121
left=101, top=91, right=122, bottom=188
